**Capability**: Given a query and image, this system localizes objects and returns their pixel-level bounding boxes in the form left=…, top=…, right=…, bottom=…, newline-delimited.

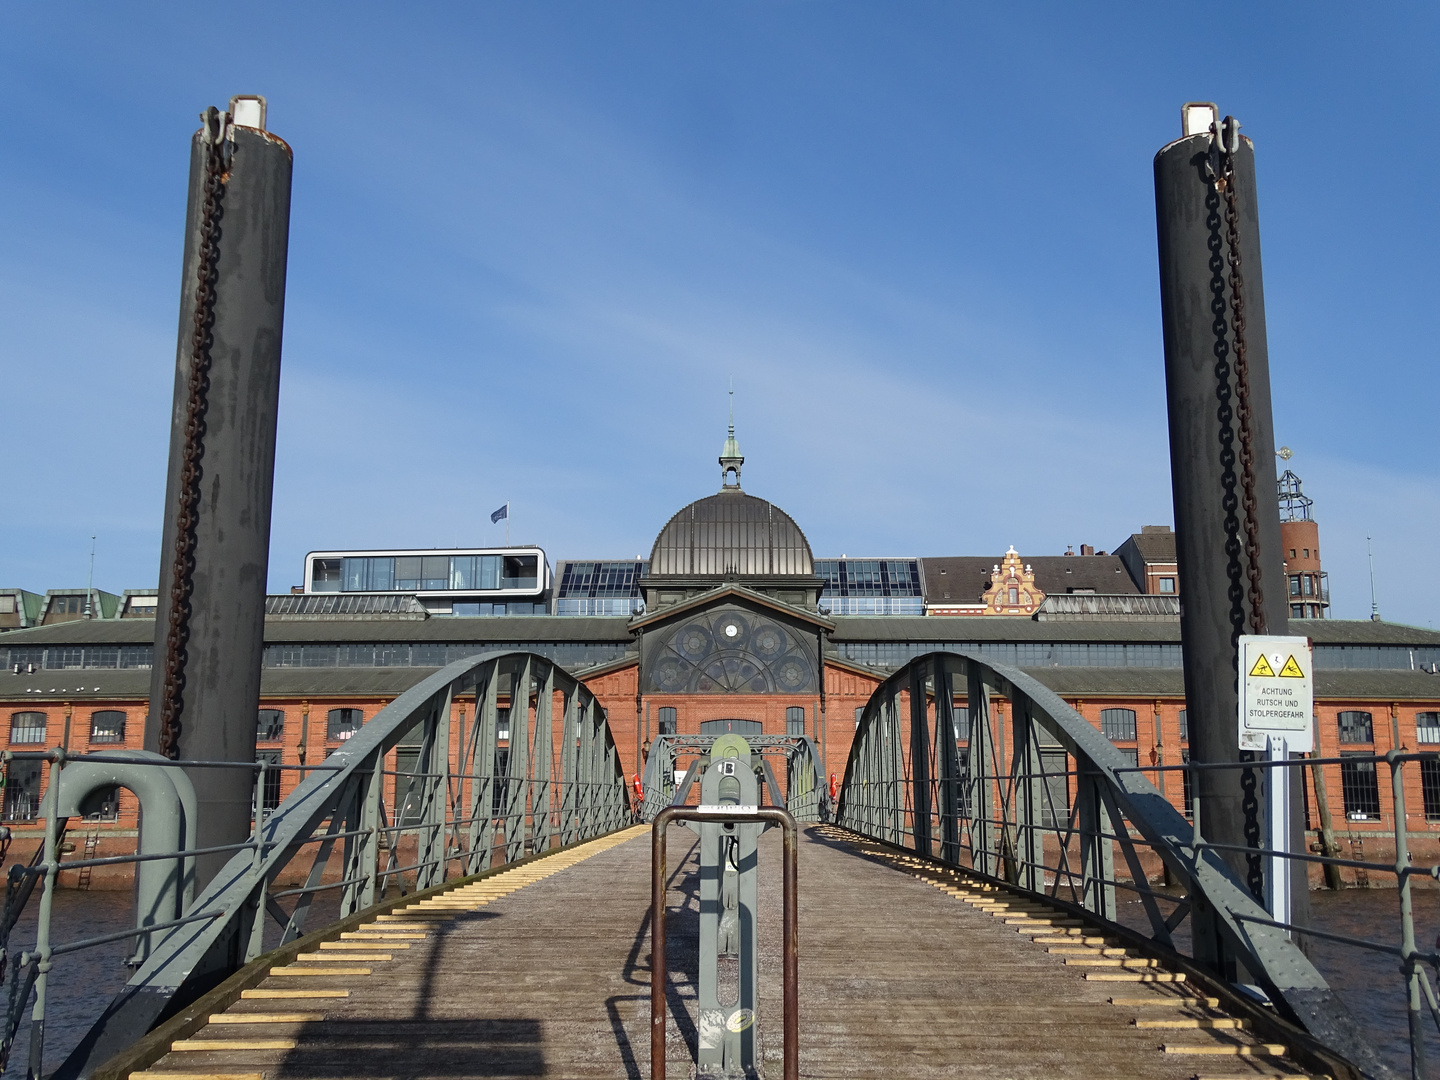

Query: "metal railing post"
left=243, top=761, right=267, bottom=962
left=25, top=750, right=63, bottom=1080
left=908, top=665, right=933, bottom=857
left=531, top=666, right=555, bottom=853
left=1388, top=751, right=1428, bottom=1080
left=651, top=806, right=797, bottom=1080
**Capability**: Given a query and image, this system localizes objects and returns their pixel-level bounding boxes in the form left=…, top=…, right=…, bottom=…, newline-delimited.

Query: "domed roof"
left=649, top=491, right=814, bottom=577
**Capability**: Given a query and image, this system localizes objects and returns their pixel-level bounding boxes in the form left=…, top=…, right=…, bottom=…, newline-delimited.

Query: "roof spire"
left=720, top=383, right=743, bottom=489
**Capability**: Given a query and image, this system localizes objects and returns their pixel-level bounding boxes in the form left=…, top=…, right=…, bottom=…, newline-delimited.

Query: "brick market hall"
left=3, top=424, right=1438, bottom=887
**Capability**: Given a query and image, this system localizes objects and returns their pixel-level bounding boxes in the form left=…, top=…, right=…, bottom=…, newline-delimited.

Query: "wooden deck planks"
left=135, top=823, right=1317, bottom=1080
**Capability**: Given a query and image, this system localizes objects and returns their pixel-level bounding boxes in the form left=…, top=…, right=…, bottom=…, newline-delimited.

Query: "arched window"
left=1416, top=712, right=1440, bottom=745
left=3, top=757, right=42, bottom=820
left=327, top=708, right=363, bottom=741
left=658, top=707, right=677, bottom=735
left=1177, top=709, right=1188, bottom=743
left=79, top=785, right=120, bottom=821
left=89, top=710, right=126, bottom=744
left=1337, top=711, right=1373, bottom=744
left=9, top=712, right=46, bottom=745
left=257, top=709, right=285, bottom=742
left=699, top=719, right=762, bottom=738
left=1099, top=708, right=1137, bottom=741
left=786, top=706, right=806, bottom=736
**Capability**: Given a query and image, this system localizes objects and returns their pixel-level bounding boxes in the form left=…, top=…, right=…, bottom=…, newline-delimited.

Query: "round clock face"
left=724, top=622, right=740, bottom=638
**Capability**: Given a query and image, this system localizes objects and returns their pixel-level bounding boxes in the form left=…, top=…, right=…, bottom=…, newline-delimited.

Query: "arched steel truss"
left=53, top=649, right=633, bottom=1079
left=639, top=734, right=826, bottom=823
left=836, top=650, right=1386, bottom=1076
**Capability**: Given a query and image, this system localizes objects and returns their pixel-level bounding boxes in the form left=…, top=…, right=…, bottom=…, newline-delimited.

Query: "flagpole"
left=506, top=502, right=509, bottom=546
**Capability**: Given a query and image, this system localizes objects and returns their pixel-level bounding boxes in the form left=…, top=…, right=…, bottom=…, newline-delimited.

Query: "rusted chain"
left=1217, top=120, right=1267, bottom=638
left=159, top=107, right=228, bottom=760
left=1213, top=116, right=1268, bottom=901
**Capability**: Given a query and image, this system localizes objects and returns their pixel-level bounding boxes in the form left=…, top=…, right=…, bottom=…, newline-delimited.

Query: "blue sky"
left=1, top=4, right=1436, bottom=624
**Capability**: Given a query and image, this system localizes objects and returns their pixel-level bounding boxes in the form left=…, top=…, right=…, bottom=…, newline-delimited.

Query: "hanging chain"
left=158, top=107, right=229, bottom=760
left=1213, top=116, right=1268, bottom=901
left=1216, top=118, right=1267, bottom=638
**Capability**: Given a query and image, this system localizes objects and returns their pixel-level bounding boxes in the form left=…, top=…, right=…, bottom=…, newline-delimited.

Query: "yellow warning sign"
left=1278, top=655, right=1305, bottom=678
left=1248, top=654, right=1275, bottom=678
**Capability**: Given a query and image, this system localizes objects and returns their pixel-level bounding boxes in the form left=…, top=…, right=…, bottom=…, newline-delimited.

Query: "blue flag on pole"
left=490, top=502, right=508, bottom=524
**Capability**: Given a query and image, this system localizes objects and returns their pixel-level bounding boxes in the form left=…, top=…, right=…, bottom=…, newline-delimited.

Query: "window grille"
left=257, top=709, right=285, bottom=742
left=3, top=758, right=42, bottom=821
left=1416, top=712, right=1440, bottom=745
left=9, top=712, right=46, bottom=745
left=256, top=750, right=283, bottom=812
left=1340, top=752, right=1382, bottom=820
left=1421, top=759, right=1440, bottom=822
left=1177, top=708, right=1188, bottom=743
left=1337, top=710, right=1374, bottom=744
left=786, top=707, right=806, bottom=736
left=658, top=707, right=677, bottom=736
left=89, top=710, right=126, bottom=744
left=1099, top=708, right=1137, bottom=741
left=492, top=747, right=510, bottom=813
left=327, top=708, right=363, bottom=741
left=394, top=748, right=423, bottom=826
left=699, top=719, right=762, bottom=737
left=78, top=784, right=119, bottom=822
left=1040, top=750, right=1070, bottom=827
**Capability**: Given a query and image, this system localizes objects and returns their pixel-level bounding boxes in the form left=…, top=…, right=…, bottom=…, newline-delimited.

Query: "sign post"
left=1238, top=635, right=1314, bottom=929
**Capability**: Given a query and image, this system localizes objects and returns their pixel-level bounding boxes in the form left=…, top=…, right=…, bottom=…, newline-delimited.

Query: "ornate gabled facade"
left=980, top=546, right=1046, bottom=615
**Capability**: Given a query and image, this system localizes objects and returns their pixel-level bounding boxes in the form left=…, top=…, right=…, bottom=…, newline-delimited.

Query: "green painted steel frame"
left=835, top=649, right=1387, bottom=1077
left=49, top=649, right=634, bottom=1080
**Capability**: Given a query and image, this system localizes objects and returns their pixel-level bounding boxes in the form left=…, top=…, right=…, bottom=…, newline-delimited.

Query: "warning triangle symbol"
left=1248, top=654, right=1275, bottom=678
left=1278, top=655, right=1306, bottom=678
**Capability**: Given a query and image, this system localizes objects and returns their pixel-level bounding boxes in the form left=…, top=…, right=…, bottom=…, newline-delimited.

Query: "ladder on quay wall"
left=1345, top=831, right=1370, bottom=888
left=74, top=823, right=101, bottom=891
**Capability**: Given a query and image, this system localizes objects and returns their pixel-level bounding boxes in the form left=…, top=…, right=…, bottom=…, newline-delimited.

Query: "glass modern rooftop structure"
left=303, top=548, right=550, bottom=616
left=815, top=559, right=924, bottom=615
left=554, top=561, right=648, bottom=616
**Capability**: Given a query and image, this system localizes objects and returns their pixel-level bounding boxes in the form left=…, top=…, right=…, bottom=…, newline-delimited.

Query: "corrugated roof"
left=828, top=617, right=1180, bottom=643
left=2, top=610, right=1435, bottom=650
left=648, top=491, right=813, bottom=576
left=1036, top=594, right=1180, bottom=620
left=0, top=616, right=635, bottom=647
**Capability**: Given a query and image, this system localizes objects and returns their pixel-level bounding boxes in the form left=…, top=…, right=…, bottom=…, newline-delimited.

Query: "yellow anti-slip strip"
left=173, top=824, right=651, bottom=1059
left=387, top=824, right=648, bottom=916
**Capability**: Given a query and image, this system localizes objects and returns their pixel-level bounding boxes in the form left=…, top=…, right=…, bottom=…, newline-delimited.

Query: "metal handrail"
left=0, top=649, right=636, bottom=1080
left=835, top=649, right=1411, bottom=1080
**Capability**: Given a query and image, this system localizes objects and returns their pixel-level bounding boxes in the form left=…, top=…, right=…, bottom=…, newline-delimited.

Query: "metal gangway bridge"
left=2, top=648, right=1430, bottom=1080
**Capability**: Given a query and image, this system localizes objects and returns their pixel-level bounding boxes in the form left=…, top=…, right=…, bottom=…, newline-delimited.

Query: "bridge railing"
left=640, top=734, right=828, bottom=823
left=836, top=650, right=1425, bottom=1080
left=0, top=649, right=635, bottom=1080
